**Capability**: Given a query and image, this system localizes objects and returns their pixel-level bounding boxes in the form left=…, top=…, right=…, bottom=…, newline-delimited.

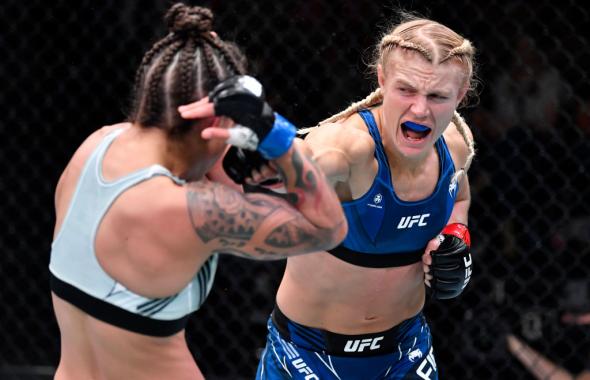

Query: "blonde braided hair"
left=451, top=111, right=476, bottom=182
left=300, top=15, right=478, bottom=175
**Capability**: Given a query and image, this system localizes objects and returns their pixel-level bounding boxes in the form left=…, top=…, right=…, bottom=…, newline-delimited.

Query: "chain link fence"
left=1, top=1, right=588, bottom=379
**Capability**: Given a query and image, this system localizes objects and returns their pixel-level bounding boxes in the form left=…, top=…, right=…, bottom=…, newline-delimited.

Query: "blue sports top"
left=49, top=128, right=218, bottom=336
left=328, top=109, right=458, bottom=268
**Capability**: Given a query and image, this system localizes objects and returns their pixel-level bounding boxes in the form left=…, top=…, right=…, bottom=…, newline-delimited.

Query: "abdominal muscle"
left=276, top=252, right=425, bottom=335
left=51, top=294, right=203, bottom=380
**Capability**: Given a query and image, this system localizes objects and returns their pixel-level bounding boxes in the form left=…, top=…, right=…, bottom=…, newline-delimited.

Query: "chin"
left=399, top=146, right=429, bottom=160
left=396, top=136, right=432, bottom=158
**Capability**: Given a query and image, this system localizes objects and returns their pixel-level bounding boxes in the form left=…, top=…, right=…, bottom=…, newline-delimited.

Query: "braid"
left=381, top=34, right=433, bottom=61
left=440, top=38, right=474, bottom=63
left=322, top=89, right=383, bottom=125
left=203, top=34, right=245, bottom=75
left=178, top=38, right=196, bottom=105
left=131, top=33, right=179, bottom=121
left=200, top=41, right=219, bottom=91
left=451, top=111, right=476, bottom=183
left=129, top=3, right=248, bottom=136
left=298, top=89, right=383, bottom=135
left=301, top=29, right=436, bottom=134
left=300, top=30, right=439, bottom=135
left=164, top=37, right=197, bottom=133
left=140, top=39, right=185, bottom=126
left=218, top=44, right=246, bottom=75
left=139, top=33, right=178, bottom=74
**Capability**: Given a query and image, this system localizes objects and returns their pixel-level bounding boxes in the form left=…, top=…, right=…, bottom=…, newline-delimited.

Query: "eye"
left=429, top=94, right=448, bottom=101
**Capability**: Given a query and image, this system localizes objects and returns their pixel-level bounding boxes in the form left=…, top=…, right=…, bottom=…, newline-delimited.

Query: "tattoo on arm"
left=187, top=181, right=277, bottom=243
left=265, top=222, right=321, bottom=248
left=277, top=147, right=320, bottom=206
left=186, top=180, right=330, bottom=258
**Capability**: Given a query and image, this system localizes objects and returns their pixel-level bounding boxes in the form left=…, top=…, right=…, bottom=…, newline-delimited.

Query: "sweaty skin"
left=276, top=50, right=472, bottom=334
left=52, top=117, right=346, bottom=380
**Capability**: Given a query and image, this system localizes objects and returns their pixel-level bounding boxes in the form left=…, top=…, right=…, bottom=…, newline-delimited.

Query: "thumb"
left=422, top=235, right=443, bottom=266
left=201, top=127, right=230, bottom=141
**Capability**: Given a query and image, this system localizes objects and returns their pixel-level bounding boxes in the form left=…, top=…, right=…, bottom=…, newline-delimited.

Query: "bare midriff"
left=276, top=251, right=425, bottom=335
left=51, top=294, right=204, bottom=380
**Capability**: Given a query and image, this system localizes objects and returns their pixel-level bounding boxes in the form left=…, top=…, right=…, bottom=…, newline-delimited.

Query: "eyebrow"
left=394, top=79, right=452, bottom=97
left=395, top=79, right=415, bottom=89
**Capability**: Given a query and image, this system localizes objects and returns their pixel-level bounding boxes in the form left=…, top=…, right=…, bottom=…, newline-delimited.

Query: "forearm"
left=507, top=335, right=574, bottom=380
left=427, top=174, right=473, bottom=299
left=273, top=139, right=346, bottom=237
left=447, top=175, right=471, bottom=226
left=448, top=198, right=470, bottom=226
left=527, top=355, right=573, bottom=380
left=187, top=179, right=344, bottom=260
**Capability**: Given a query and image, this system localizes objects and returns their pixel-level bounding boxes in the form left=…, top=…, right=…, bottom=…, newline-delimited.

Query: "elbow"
left=321, top=217, right=348, bottom=252
left=334, top=219, right=348, bottom=247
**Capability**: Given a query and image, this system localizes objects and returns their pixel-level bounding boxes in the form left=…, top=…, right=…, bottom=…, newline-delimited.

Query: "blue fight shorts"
left=256, top=306, right=438, bottom=380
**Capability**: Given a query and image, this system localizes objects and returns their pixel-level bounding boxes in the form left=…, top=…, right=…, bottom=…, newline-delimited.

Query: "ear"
left=456, top=84, right=468, bottom=106
left=377, top=64, right=385, bottom=88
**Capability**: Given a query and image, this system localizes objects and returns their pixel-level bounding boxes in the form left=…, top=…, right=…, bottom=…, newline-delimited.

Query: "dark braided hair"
left=129, top=3, right=247, bottom=137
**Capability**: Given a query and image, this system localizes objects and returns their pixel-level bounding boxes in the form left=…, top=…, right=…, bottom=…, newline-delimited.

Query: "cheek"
left=382, top=92, right=405, bottom=116
left=433, top=102, right=456, bottom=121
left=432, top=109, right=456, bottom=137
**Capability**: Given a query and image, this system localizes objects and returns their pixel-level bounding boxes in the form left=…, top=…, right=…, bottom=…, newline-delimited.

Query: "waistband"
left=271, top=305, right=423, bottom=357
left=327, top=244, right=424, bottom=268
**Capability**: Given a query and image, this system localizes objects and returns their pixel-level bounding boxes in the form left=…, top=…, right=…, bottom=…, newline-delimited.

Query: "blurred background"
left=0, top=0, right=589, bottom=379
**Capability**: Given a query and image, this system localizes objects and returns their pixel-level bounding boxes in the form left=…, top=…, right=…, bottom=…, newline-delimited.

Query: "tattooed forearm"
left=186, top=162, right=343, bottom=259
left=292, top=147, right=306, bottom=188
left=187, top=181, right=281, bottom=243
left=276, top=146, right=322, bottom=206
left=265, top=222, right=321, bottom=248
left=218, top=238, right=247, bottom=249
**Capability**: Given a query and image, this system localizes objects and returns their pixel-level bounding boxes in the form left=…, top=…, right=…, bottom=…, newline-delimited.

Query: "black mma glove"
left=429, top=223, right=473, bottom=300
left=222, top=146, right=280, bottom=186
left=209, top=75, right=296, bottom=160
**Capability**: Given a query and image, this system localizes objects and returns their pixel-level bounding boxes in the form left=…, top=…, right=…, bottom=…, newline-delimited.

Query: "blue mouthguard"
left=403, top=121, right=431, bottom=133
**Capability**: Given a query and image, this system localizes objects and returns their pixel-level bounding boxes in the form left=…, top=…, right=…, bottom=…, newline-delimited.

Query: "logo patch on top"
left=344, top=336, right=384, bottom=353
left=367, top=193, right=383, bottom=209
left=408, top=348, right=423, bottom=362
left=397, top=214, right=430, bottom=229
left=448, top=175, right=458, bottom=197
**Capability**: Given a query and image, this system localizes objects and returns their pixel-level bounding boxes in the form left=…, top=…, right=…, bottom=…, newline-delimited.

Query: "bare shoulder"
left=84, top=123, right=130, bottom=145
left=56, top=123, right=133, bottom=204
left=66, top=123, right=132, bottom=168
left=443, top=116, right=474, bottom=171
left=304, top=113, right=375, bottom=166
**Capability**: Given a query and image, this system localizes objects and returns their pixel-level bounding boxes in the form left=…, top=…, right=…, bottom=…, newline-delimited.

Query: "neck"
left=134, top=124, right=213, bottom=181
left=166, top=134, right=216, bottom=181
left=386, top=145, right=433, bottom=176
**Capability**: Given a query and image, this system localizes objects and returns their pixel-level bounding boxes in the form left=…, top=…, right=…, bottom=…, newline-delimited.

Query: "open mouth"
left=401, top=121, right=431, bottom=142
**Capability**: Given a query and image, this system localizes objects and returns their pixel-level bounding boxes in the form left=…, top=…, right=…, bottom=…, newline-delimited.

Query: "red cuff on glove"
left=441, top=223, right=471, bottom=247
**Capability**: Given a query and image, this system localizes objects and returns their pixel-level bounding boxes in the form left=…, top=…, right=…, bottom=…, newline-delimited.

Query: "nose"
left=410, top=96, right=429, bottom=119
